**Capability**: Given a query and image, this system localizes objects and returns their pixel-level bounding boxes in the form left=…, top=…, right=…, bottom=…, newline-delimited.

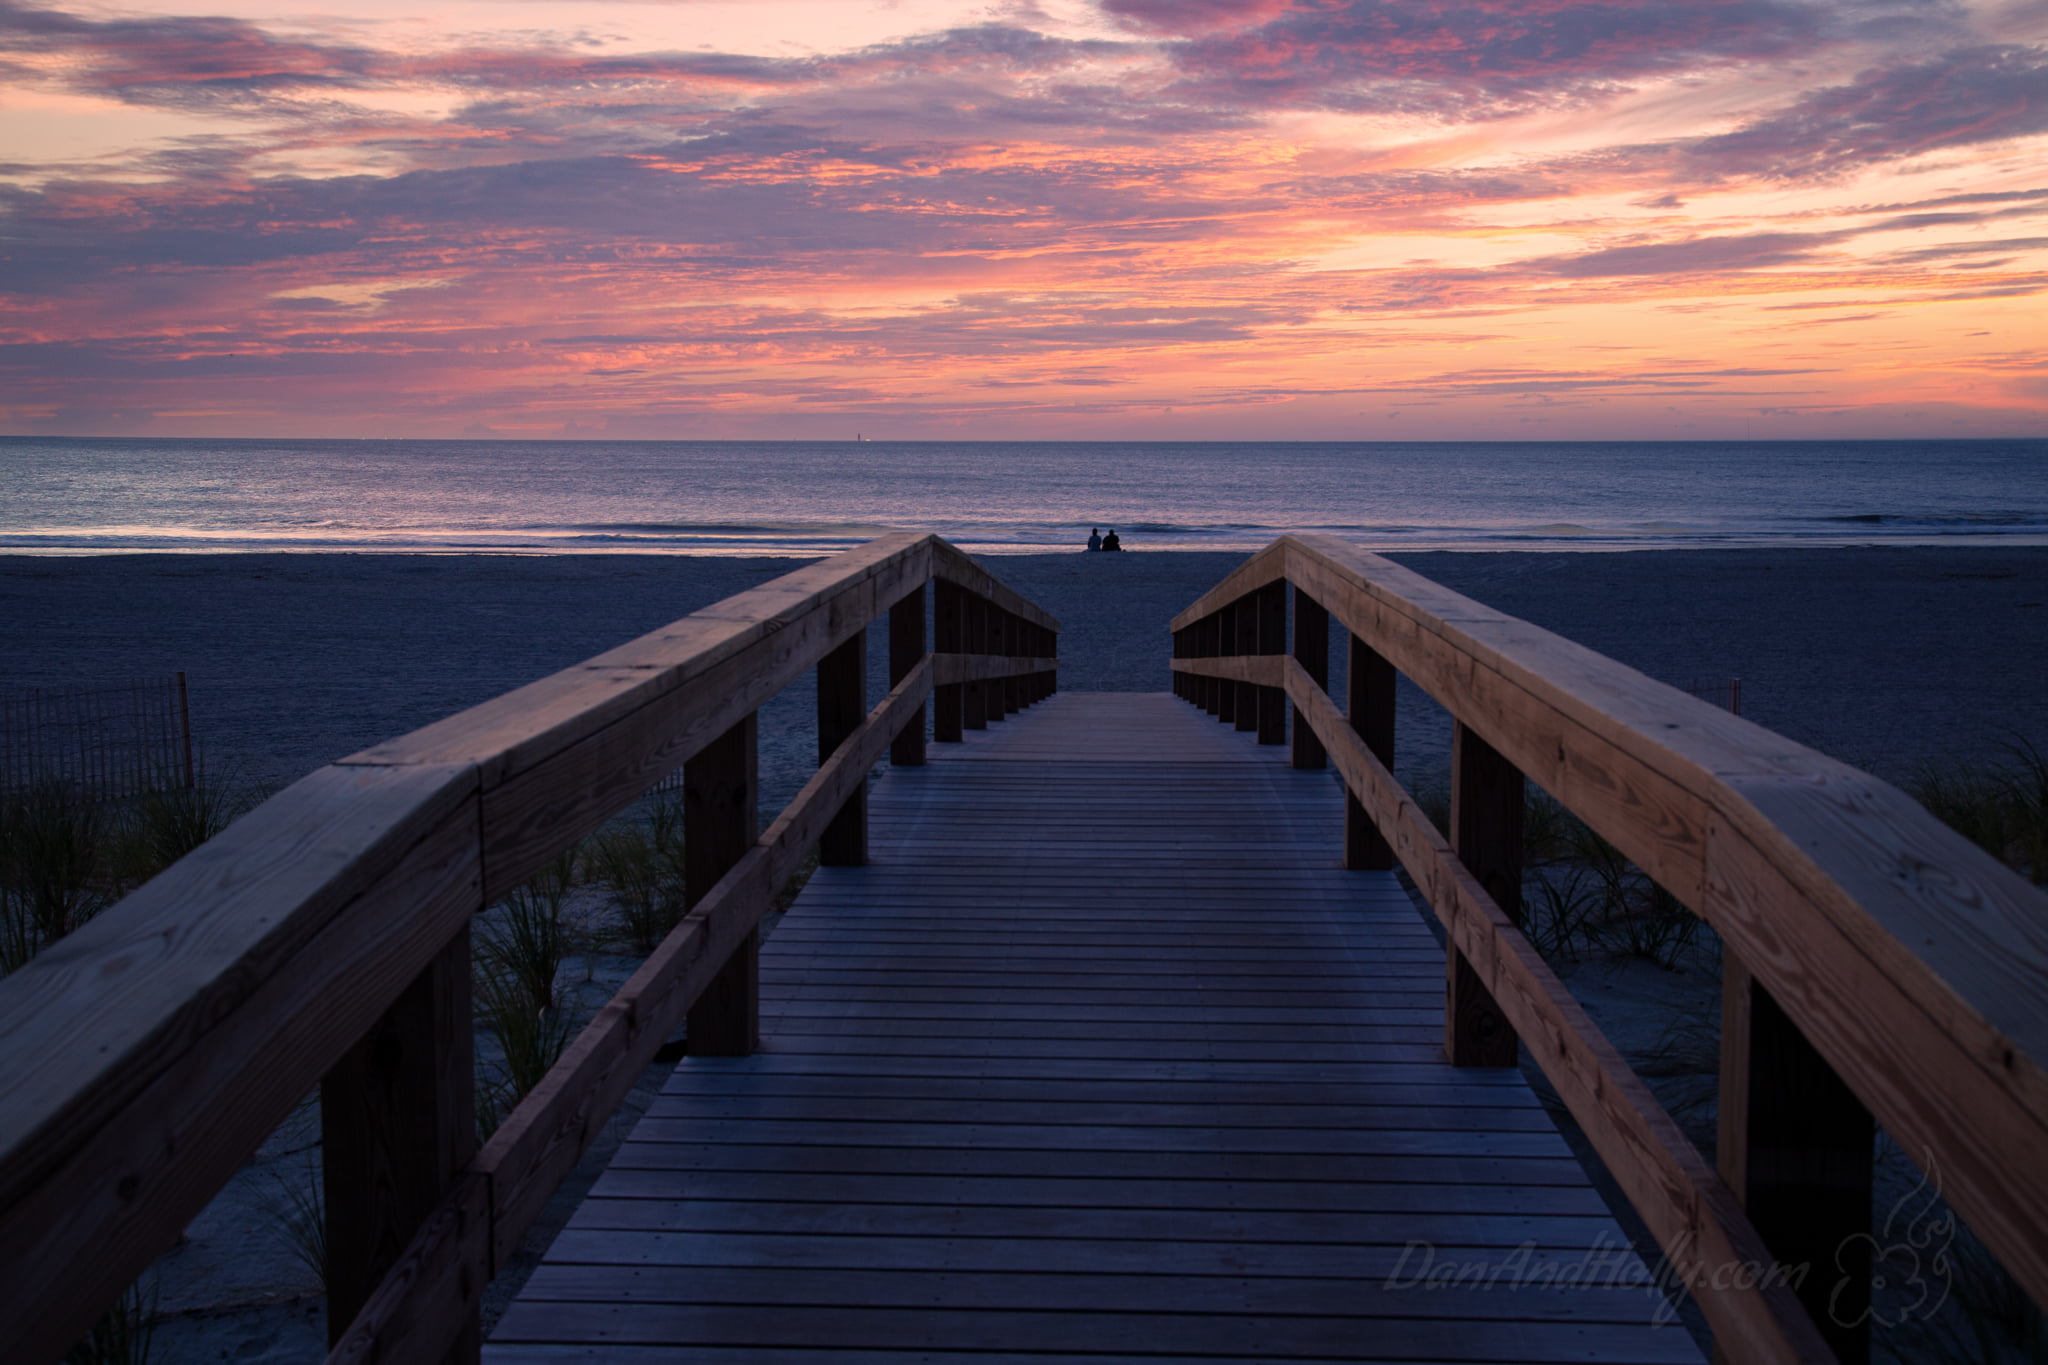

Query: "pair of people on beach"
left=1086, top=527, right=1123, bottom=552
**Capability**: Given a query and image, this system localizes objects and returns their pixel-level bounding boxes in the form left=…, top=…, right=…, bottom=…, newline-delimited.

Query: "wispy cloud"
left=0, top=0, right=2041, bottom=436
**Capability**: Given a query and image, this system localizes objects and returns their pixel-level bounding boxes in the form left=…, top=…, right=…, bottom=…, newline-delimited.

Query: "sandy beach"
left=5, top=546, right=2044, bottom=797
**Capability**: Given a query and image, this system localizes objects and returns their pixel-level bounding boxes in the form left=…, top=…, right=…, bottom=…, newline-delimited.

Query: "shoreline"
left=4, top=545, right=2044, bottom=792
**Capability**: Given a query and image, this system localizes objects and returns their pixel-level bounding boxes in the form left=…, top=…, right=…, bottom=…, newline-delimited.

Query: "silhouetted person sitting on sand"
left=1086, top=527, right=1101, bottom=551
left=1101, top=528, right=1122, bottom=551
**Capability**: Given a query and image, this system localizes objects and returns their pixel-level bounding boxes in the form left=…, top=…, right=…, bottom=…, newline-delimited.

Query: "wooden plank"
left=515, top=1263, right=1665, bottom=1320
left=1448, top=722, right=1524, bottom=1068
left=1720, top=956, right=1875, bottom=1364
left=932, top=578, right=964, bottom=743
left=1256, top=579, right=1287, bottom=745
left=816, top=630, right=867, bottom=867
left=328, top=1171, right=490, bottom=1365
left=498, top=693, right=1700, bottom=1365
left=473, top=657, right=934, bottom=1277
left=1285, top=660, right=1827, bottom=1363
left=888, top=584, right=926, bottom=767
left=928, top=537, right=1060, bottom=633
left=323, top=925, right=477, bottom=1355
left=931, top=653, right=1059, bottom=685
left=0, top=761, right=481, bottom=1365
left=487, top=1301, right=1702, bottom=1362
left=1274, top=533, right=2048, bottom=1313
left=686, top=714, right=761, bottom=1056
left=1347, top=635, right=1396, bottom=871
left=1290, top=587, right=1328, bottom=770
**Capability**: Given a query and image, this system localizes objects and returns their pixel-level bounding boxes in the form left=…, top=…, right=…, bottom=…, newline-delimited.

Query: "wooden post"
left=990, top=611, right=1011, bottom=721
left=1216, top=604, right=1238, bottom=725
left=1256, top=580, right=1287, bottom=745
left=685, top=713, right=759, bottom=1055
left=934, top=579, right=963, bottom=742
left=1345, top=635, right=1395, bottom=870
left=1720, top=955, right=1875, bottom=1364
left=1233, top=595, right=1258, bottom=733
left=890, top=585, right=926, bottom=766
left=818, top=629, right=867, bottom=866
left=1196, top=617, right=1214, bottom=713
left=1292, top=589, right=1328, bottom=770
left=964, top=595, right=988, bottom=730
left=323, top=926, right=478, bottom=1359
left=1447, top=722, right=1522, bottom=1067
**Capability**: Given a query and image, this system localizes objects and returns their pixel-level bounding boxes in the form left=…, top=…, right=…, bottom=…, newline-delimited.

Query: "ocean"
left=3, top=436, right=2044, bottom=555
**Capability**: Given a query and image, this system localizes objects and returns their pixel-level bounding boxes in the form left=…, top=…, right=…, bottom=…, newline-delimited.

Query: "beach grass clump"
left=587, top=793, right=688, bottom=954
left=126, top=759, right=251, bottom=877
left=1909, top=739, right=2048, bottom=885
left=253, top=1151, right=327, bottom=1293
left=62, top=1277, right=156, bottom=1365
left=1, top=782, right=113, bottom=972
left=474, top=846, right=585, bottom=1134
left=1, top=765, right=259, bottom=974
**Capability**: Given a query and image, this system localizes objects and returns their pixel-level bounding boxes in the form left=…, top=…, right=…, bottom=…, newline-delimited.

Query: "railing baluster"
left=890, top=585, right=927, bottom=766
left=1256, top=580, right=1287, bottom=745
left=990, top=610, right=1011, bottom=721
left=1345, top=634, right=1395, bottom=870
left=685, top=714, right=760, bottom=1055
left=1291, top=588, right=1328, bottom=770
left=964, top=595, right=989, bottom=730
left=1720, top=956, right=1876, bottom=1364
left=1447, top=722, right=1522, bottom=1067
left=1217, top=602, right=1239, bottom=726
left=322, top=925, right=479, bottom=1360
left=933, top=577, right=964, bottom=742
left=818, top=628, right=868, bottom=866
left=1234, top=597, right=1259, bottom=733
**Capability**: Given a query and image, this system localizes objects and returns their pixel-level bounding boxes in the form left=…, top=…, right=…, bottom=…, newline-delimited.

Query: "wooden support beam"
left=933, top=578, right=963, bottom=742
left=684, top=714, right=758, bottom=1056
left=963, top=595, right=988, bottom=730
left=817, top=629, right=867, bottom=866
left=1346, top=635, right=1395, bottom=871
left=1256, top=579, right=1287, bottom=745
left=1721, top=955, right=1875, bottom=1364
left=1215, top=605, right=1238, bottom=724
left=323, top=926, right=478, bottom=1360
left=1291, top=589, right=1328, bottom=770
left=1233, top=595, right=1258, bottom=734
left=992, top=611, right=1012, bottom=720
left=889, top=585, right=927, bottom=766
left=1448, top=722, right=1523, bottom=1068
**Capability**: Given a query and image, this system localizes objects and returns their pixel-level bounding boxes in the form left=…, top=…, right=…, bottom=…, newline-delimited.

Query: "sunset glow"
left=2, top=0, right=2044, bottom=439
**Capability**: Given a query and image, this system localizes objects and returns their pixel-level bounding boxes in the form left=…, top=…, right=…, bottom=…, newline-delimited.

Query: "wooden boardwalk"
left=490, top=692, right=1703, bottom=1363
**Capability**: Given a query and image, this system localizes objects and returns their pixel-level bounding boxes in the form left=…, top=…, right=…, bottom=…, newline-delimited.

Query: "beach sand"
left=6, top=546, right=2044, bottom=793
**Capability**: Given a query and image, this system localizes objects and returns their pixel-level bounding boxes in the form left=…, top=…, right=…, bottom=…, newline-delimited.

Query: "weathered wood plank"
left=0, top=761, right=481, bottom=1365
left=1285, top=661, right=1826, bottom=1364
left=495, top=693, right=1697, bottom=1365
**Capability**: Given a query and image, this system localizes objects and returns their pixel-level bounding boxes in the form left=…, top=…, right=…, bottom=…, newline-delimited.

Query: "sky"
left=1, top=0, right=2044, bottom=441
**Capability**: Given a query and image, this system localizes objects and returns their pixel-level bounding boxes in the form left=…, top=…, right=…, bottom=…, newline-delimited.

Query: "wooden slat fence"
left=0, top=532, right=1056, bottom=1365
left=0, top=673, right=193, bottom=799
left=1169, top=533, right=2048, bottom=1365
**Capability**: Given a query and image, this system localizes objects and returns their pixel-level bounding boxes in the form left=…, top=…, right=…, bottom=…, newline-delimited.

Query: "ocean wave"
left=1818, top=512, right=2047, bottom=528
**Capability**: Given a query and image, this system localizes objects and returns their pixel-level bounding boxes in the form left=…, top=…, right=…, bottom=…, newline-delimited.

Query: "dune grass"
left=1909, top=739, right=2048, bottom=885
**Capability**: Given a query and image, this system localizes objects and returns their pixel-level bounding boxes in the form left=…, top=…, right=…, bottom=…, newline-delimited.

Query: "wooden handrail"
left=0, top=533, right=1058, bottom=1365
left=1171, top=534, right=2048, bottom=1362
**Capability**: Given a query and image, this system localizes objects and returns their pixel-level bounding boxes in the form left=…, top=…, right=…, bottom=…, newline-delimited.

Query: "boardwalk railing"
left=1170, top=534, right=2048, bottom=1365
left=0, top=532, right=1057, bottom=1365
